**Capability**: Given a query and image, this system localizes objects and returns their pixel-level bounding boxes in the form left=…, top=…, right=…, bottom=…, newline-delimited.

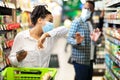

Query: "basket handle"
left=21, top=71, right=42, bottom=74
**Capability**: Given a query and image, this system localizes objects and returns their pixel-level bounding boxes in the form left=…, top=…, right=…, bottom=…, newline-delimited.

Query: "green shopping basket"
left=1, top=67, right=57, bottom=80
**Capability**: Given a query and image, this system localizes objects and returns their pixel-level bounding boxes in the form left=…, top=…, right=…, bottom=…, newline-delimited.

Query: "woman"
left=8, top=5, right=68, bottom=67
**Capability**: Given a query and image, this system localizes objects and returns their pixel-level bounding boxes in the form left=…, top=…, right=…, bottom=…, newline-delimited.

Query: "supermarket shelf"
left=105, top=49, right=120, bottom=68
left=93, top=64, right=105, bottom=69
left=104, top=1, right=120, bottom=80
left=0, top=1, right=15, bottom=15
left=4, top=2, right=15, bottom=9
left=104, top=20, right=120, bottom=25
left=0, top=30, right=13, bottom=34
left=113, top=70, right=120, bottom=79
left=104, top=33, right=120, bottom=46
left=93, top=64, right=105, bottom=76
left=95, top=58, right=105, bottom=64
left=109, top=53, right=120, bottom=68
left=0, top=6, right=12, bottom=15
left=106, top=0, right=120, bottom=7
left=0, top=61, right=7, bottom=71
left=103, top=76, right=108, bottom=80
left=0, top=1, right=15, bottom=9
left=105, top=63, right=118, bottom=80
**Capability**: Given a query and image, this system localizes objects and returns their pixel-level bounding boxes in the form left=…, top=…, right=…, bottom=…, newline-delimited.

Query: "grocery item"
left=42, top=72, right=51, bottom=80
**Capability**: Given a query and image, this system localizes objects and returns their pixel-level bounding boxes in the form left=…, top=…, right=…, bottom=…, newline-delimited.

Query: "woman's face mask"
left=81, top=8, right=92, bottom=22
left=42, top=21, right=54, bottom=33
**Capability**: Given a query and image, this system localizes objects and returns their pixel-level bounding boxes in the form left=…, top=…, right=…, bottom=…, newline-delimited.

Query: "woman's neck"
left=30, top=26, right=43, bottom=40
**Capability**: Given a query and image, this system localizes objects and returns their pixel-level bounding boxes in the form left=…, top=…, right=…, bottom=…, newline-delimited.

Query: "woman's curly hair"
left=31, top=5, right=51, bottom=25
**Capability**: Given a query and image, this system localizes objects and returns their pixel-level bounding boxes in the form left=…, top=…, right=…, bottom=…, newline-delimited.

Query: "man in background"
left=67, top=1, right=101, bottom=80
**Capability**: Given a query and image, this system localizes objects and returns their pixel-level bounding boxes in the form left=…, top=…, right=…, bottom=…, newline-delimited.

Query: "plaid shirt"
left=67, top=17, right=91, bottom=65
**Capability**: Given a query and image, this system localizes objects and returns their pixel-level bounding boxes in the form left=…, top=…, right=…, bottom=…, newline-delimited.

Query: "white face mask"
left=81, top=8, right=92, bottom=22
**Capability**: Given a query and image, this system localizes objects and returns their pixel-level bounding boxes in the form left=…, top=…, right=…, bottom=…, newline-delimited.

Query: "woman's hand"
left=75, top=32, right=84, bottom=44
left=16, top=50, right=27, bottom=62
left=38, top=33, right=50, bottom=48
left=90, top=28, right=101, bottom=42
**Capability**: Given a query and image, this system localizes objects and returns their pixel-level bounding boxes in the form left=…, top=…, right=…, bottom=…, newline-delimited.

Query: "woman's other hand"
left=16, top=50, right=27, bottom=62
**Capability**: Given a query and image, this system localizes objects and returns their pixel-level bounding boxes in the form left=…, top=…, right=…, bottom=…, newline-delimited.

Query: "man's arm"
left=67, top=20, right=85, bottom=46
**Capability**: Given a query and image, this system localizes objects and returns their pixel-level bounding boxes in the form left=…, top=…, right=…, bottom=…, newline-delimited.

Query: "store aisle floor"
left=51, top=37, right=103, bottom=80
left=51, top=37, right=75, bottom=80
